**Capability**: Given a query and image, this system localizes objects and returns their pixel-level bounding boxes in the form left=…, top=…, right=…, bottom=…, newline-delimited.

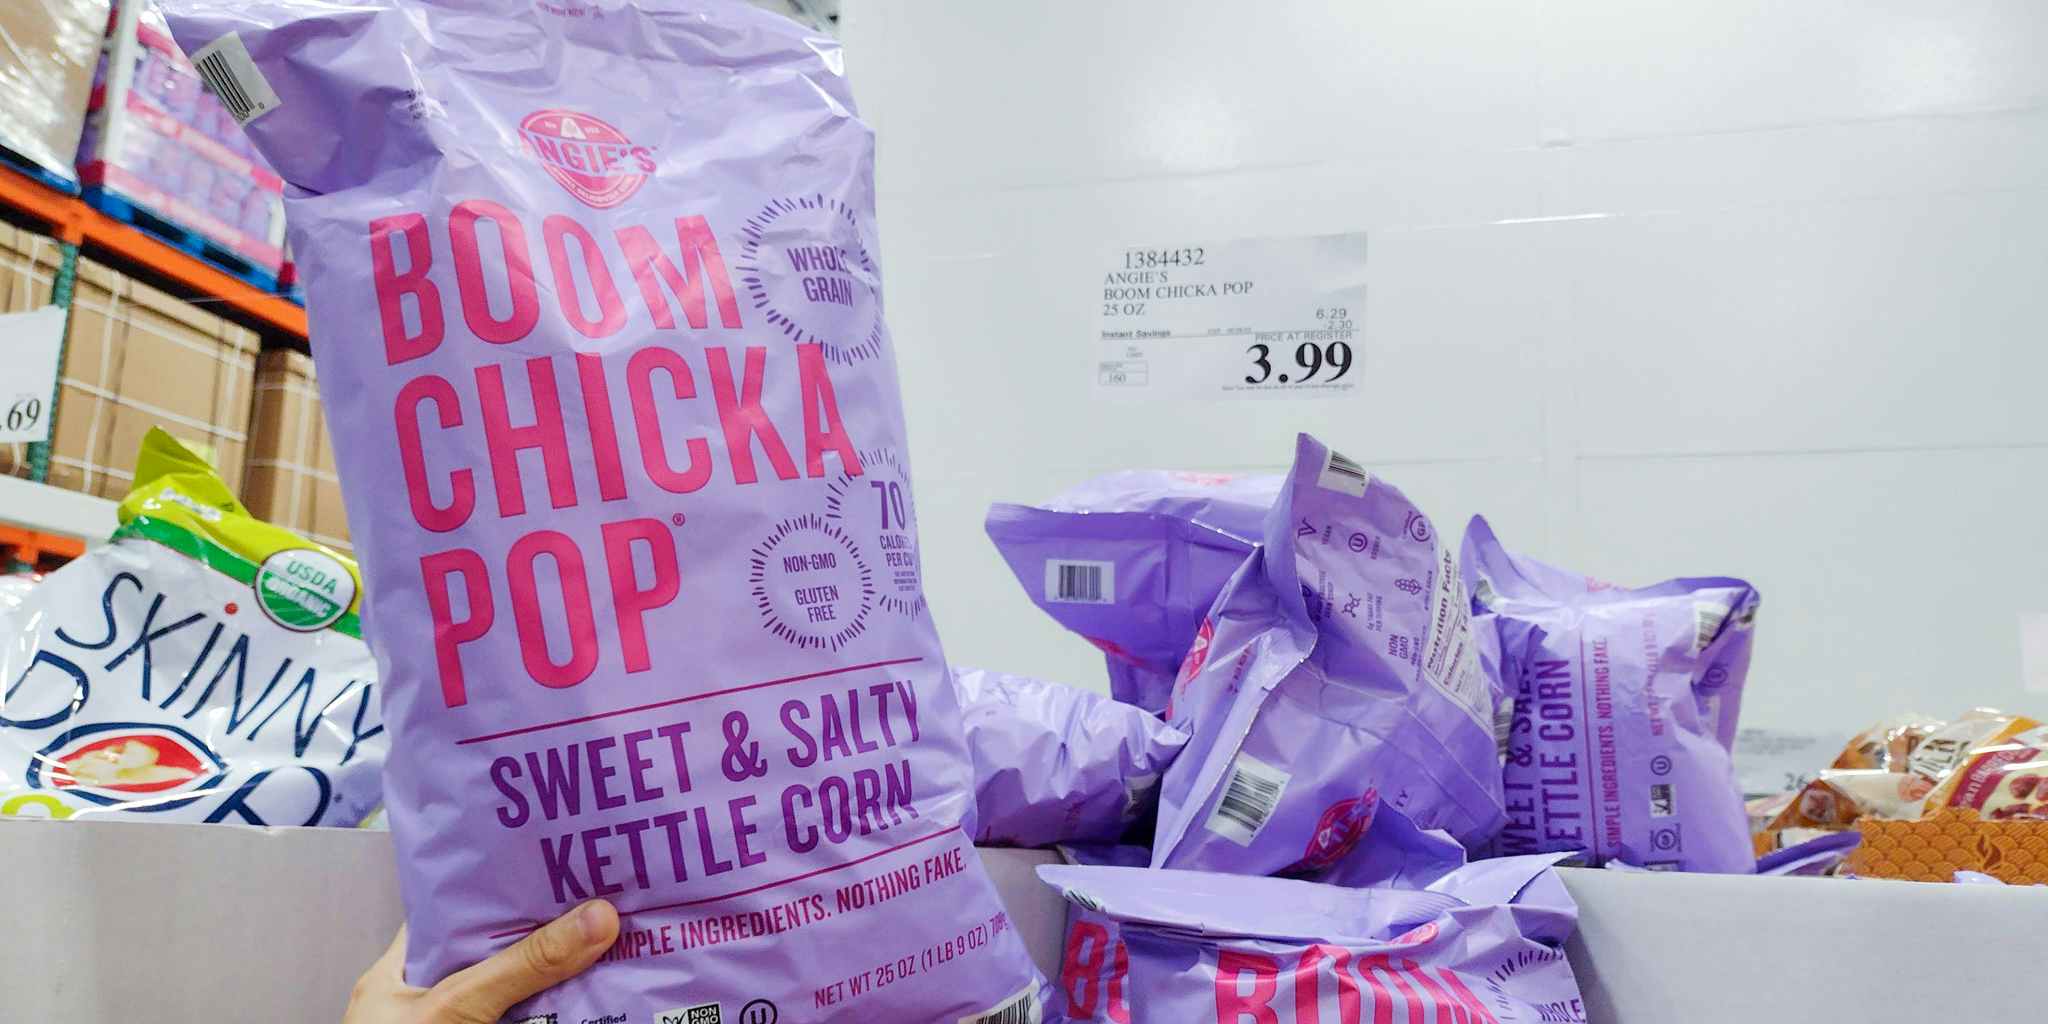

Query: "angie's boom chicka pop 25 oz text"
left=157, top=2, right=1044, bottom=1020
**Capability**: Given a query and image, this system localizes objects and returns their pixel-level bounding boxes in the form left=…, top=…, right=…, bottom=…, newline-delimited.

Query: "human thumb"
left=428, top=899, right=619, bottom=1023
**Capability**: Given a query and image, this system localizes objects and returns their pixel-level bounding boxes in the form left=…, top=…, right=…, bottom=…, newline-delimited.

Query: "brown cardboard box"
left=0, top=256, right=257, bottom=498
left=242, top=348, right=350, bottom=553
left=0, top=0, right=109, bottom=186
left=0, top=221, right=64, bottom=311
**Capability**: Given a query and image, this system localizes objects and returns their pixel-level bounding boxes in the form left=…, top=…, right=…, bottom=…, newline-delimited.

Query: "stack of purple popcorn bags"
left=985, top=433, right=1764, bottom=1020
left=150, top=0, right=1764, bottom=1017
left=78, top=2, right=285, bottom=284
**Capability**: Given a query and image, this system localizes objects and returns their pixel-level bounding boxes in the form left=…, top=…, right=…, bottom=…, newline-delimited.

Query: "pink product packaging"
left=78, top=4, right=284, bottom=273
left=954, top=667, right=1188, bottom=847
left=1045, top=855, right=1586, bottom=1024
left=1462, top=516, right=1759, bottom=873
left=155, top=2, right=1043, bottom=1021
left=1153, top=434, right=1506, bottom=882
left=985, top=471, right=1279, bottom=714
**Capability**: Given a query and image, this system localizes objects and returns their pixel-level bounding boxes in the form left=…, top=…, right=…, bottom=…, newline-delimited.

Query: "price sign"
left=0, top=306, right=65, bottom=444
left=1094, top=232, right=1365, bottom=400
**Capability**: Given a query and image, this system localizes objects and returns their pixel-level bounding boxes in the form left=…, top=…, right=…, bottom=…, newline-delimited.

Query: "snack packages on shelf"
left=1043, top=854, right=1585, bottom=1024
left=986, top=470, right=1278, bottom=713
left=1761, top=710, right=2044, bottom=839
left=0, top=429, right=383, bottom=826
left=156, top=0, right=1044, bottom=1019
left=1154, top=434, right=1506, bottom=881
left=77, top=2, right=286, bottom=283
left=955, top=667, right=1187, bottom=847
left=1463, top=516, right=1761, bottom=873
left=1743, top=709, right=2048, bottom=882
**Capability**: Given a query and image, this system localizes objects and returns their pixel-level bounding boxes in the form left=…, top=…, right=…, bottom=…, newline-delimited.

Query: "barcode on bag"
left=1045, top=560, right=1114, bottom=604
left=1205, top=753, right=1290, bottom=845
left=959, top=986, right=1042, bottom=1024
left=1692, top=601, right=1730, bottom=655
left=191, top=33, right=283, bottom=125
left=1317, top=446, right=1369, bottom=497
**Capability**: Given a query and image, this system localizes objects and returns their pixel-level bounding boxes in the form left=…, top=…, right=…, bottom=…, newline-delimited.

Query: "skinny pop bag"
left=1044, top=855, right=1586, bottom=1024
left=1, top=430, right=383, bottom=825
left=1154, top=435, right=1505, bottom=879
left=1463, top=515, right=1759, bottom=872
left=156, top=3, right=1042, bottom=1020
left=954, top=666, right=1187, bottom=846
left=986, top=471, right=1278, bottom=713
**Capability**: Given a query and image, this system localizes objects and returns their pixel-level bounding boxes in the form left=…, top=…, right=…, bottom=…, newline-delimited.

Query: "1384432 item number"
left=1244, top=339, right=1353, bottom=385
left=1122, top=246, right=1205, bottom=269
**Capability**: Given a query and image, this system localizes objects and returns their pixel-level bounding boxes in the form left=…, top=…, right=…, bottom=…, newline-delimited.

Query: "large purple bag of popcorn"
left=155, top=2, right=1043, bottom=1020
left=955, top=667, right=1187, bottom=847
left=1153, top=435, right=1505, bottom=879
left=1045, top=855, right=1586, bottom=1024
left=1462, top=515, right=1759, bottom=873
left=986, top=470, right=1279, bottom=713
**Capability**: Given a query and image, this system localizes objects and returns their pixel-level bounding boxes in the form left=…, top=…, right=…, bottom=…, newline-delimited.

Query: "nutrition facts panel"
left=1093, top=232, right=1366, bottom=400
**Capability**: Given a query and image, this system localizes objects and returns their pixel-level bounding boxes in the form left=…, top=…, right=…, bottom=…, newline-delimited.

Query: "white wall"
left=841, top=0, right=2048, bottom=735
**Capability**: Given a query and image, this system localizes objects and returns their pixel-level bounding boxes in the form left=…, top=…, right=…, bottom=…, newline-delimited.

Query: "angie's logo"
left=1296, top=790, right=1376, bottom=871
left=518, top=109, right=654, bottom=208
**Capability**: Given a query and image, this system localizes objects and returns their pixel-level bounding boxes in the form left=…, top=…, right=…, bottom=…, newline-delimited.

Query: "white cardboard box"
left=3, top=818, right=2042, bottom=1021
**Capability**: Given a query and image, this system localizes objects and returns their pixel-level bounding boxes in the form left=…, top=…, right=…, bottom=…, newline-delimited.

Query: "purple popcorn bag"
left=954, top=667, right=1187, bottom=847
left=1044, top=855, right=1586, bottom=1024
left=1462, top=515, right=1759, bottom=873
left=1153, top=435, right=1506, bottom=880
left=986, top=471, right=1279, bottom=714
left=155, top=2, right=1044, bottom=1021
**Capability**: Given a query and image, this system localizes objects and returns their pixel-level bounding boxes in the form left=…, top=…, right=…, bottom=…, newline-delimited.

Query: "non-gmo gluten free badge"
left=736, top=195, right=883, bottom=364
left=749, top=513, right=875, bottom=652
left=254, top=548, right=356, bottom=632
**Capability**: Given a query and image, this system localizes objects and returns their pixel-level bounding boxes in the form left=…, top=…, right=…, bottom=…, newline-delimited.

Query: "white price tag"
left=1094, top=232, right=1366, bottom=400
left=0, top=306, right=65, bottom=444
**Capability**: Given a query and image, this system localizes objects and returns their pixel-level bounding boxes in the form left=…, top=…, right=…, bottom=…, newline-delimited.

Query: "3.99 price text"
left=1244, top=340, right=1353, bottom=385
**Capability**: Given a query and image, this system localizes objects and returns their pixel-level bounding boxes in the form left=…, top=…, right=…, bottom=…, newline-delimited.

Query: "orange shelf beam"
left=0, top=524, right=87, bottom=570
left=0, top=167, right=306, bottom=340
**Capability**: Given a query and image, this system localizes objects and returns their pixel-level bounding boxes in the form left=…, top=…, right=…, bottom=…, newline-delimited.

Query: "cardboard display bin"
left=3, top=818, right=2044, bottom=1022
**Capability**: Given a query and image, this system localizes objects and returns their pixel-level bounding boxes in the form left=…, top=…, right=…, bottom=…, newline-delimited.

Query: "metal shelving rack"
left=0, top=164, right=305, bottom=549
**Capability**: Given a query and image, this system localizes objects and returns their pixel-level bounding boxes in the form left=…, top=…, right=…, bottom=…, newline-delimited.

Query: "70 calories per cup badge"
left=824, top=447, right=923, bottom=619
left=737, top=196, right=884, bottom=365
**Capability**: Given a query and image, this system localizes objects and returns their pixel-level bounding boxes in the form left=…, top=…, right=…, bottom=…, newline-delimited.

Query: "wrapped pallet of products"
left=75, top=1, right=286, bottom=286
left=0, top=256, right=255, bottom=497
left=0, top=0, right=109, bottom=191
left=241, top=348, right=349, bottom=554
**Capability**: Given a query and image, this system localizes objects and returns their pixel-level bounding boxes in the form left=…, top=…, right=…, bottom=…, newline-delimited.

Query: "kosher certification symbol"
left=824, top=447, right=924, bottom=618
left=736, top=194, right=884, bottom=365
left=749, top=513, right=875, bottom=652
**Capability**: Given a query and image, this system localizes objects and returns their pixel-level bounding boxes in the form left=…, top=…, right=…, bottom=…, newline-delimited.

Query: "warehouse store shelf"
left=0, top=163, right=305, bottom=341
left=0, top=475, right=117, bottom=546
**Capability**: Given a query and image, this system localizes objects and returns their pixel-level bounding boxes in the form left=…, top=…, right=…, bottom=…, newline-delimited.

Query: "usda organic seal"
left=254, top=548, right=356, bottom=632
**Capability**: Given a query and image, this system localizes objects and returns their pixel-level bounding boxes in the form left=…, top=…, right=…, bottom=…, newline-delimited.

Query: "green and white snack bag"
left=0, top=429, right=385, bottom=824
